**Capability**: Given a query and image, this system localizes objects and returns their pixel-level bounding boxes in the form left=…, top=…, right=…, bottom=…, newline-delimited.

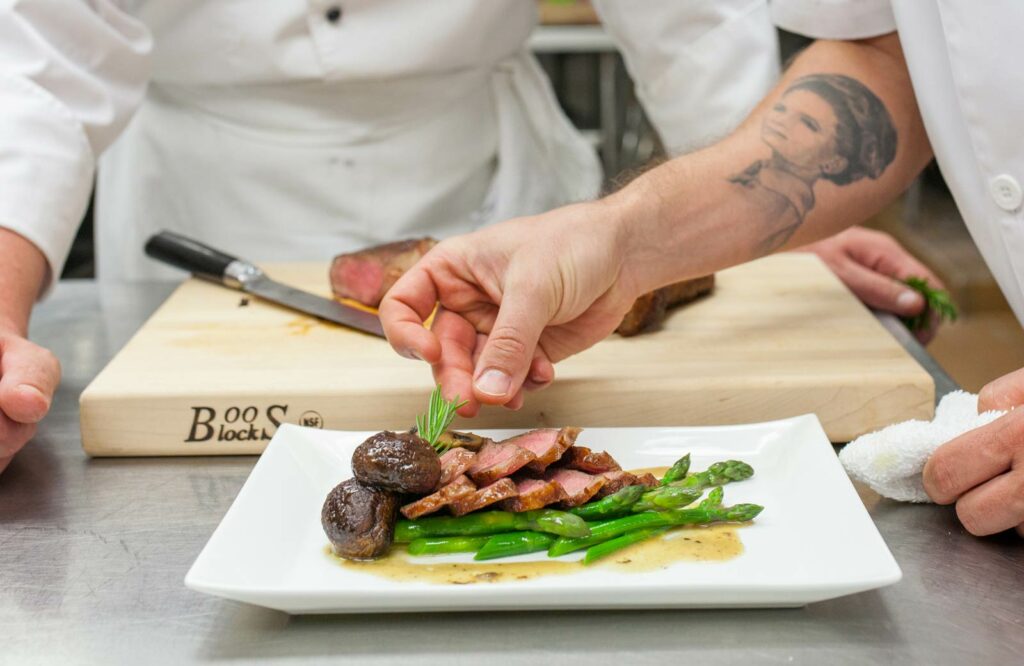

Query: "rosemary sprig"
left=415, top=385, right=468, bottom=453
left=901, top=276, right=958, bottom=332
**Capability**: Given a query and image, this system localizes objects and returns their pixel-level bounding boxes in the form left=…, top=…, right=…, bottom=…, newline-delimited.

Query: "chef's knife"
left=144, top=230, right=385, bottom=337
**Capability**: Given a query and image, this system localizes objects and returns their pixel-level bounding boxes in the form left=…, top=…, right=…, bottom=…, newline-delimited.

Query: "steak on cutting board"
left=330, top=237, right=437, bottom=308
left=616, top=275, right=716, bottom=336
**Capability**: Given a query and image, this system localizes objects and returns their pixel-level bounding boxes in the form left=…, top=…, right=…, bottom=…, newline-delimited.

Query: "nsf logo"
left=299, top=411, right=325, bottom=429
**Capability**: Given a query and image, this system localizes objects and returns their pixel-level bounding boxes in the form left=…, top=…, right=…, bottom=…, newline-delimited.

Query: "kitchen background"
left=61, top=0, right=1024, bottom=392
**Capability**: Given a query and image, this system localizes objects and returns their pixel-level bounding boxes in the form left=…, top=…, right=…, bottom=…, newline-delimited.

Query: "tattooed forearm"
left=728, top=73, right=898, bottom=255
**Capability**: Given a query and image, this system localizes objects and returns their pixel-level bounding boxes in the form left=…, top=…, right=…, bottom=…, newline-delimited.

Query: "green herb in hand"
left=901, top=276, right=958, bottom=332
left=416, top=385, right=468, bottom=453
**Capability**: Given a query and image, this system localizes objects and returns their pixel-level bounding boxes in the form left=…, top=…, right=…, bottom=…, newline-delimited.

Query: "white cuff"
left=772, top=0, right=897, bottom=40
left=0, top=74, right=96, bottom=297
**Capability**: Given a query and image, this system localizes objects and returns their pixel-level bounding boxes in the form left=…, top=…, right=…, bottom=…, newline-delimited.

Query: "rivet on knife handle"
left=144, top=230, right=260, bottom=287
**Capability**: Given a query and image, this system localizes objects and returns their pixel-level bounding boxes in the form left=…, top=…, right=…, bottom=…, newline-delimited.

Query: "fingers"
left=0, top=336, right=61, bottom=425
left=845, top=228, right=945, bottom=287
left=379, top=266, right=442, bottom=365
left=0, top=413, right=36, bottom=459
left=836, top=260, right=925, bottom=317
left=472, top=283, right=552, bottom=406
left=430, top=310, right=481, bottom=418
left=0, top=455, right=10, bottom=475
left=523, top=354, right=554, bottom=391
left=953, top=469, right=1024, bottom=536
left=923, top=410, right=1023, bottom=504
left=978, top=367, right=1024, bottom=413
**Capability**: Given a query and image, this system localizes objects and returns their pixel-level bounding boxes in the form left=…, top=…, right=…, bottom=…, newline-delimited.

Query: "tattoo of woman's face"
left=730, top=74, right=898, bottom=253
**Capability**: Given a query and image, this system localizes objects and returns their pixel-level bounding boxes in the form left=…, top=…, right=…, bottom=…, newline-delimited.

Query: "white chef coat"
left=0, top=0, right=779, bottom=289
left=772, top=0, right=1024, bottom=327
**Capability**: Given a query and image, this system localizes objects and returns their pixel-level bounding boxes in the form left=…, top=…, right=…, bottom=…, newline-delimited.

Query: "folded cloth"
left=839, top=391, right=1006, bottom=502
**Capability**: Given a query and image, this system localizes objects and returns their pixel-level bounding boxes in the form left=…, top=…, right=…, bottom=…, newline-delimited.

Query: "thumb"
left=472, top=285, right=551, bottom=405
left=0, top=335, right=61, bottom=424
left=978, top=367, right=1024, bottom=413
left=839, top=260, right=924, bottom=316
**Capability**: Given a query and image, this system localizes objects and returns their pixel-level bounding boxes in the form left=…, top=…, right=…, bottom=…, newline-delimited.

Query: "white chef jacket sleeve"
left=0, top=0, right=151, bottom=294
left=592, top=0, right=780, bottom=155
left=770, top=0, right=896, bottom=40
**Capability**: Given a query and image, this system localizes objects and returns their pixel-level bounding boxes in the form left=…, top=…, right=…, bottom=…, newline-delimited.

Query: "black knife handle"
left=144, top=231, right=247, bottom=284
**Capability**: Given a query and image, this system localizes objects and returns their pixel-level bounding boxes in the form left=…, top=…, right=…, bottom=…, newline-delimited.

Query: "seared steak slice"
left=501, top=427, right=581, bottom=474
left=400, top=475, right=476, bottom=520
left=594, top=470, right=640, bottom=497
left=330, top=237, right=438, bottom=308
left=450, top=478, right=518, bottom=516
left=545, top=468, right=606, bottom=507
left=467, top=441, right=536, bottom=486
left=501, top=478, right=566, bottom=513
left=436, top=448, right=476, bottom=489
left=559, top=446, right=622, bottom=474
left=617, top=275, right=715, bottom=336
left=634, top=472, right=660, bottom=488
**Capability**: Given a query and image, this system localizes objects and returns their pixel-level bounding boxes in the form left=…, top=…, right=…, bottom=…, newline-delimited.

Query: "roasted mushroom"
left=352, top=431, right=441, bottom=494
left=321, top=478, right=399, bottom=560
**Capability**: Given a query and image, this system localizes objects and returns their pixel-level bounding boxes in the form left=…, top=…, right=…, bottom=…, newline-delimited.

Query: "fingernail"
left=400, top=348, right=423, bottom=361
left=16, top=384, right=46, bottom=402
left=475, top=368, right=511, bottom=397
left=897, top=291, right=921, bottom=311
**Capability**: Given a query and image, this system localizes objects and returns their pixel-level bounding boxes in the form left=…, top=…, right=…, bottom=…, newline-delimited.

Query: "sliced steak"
left=436, top=448, right=476, bottom=489
left=594, top=470, right=640, bottom=497
left=616, top=275, right=715, bottom=336
left=545, top=468, right=606, bottom=507
left=559, top=446, right=622, bottom=474
left=400, top=475, right=476, bottom=520
left=467, top=441, right=536, bottom=486
left=634, top=472, right=660, bottom=488
left=501, top=427, right=581, bottom=474
left=329, top=237, right=438, bottom=308
left=501, top=477, right=566, bottom=513
left=450, top=478, right=518, bottom=516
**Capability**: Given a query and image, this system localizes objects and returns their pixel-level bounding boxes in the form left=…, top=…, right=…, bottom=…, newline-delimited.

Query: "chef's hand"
left=380, top=202, right=639, bottom=416
left=0, top=327, right=60, bottom=474
left=798, top=226, right=945, bottom=344
left=923, top=367, right=1024, bottom=537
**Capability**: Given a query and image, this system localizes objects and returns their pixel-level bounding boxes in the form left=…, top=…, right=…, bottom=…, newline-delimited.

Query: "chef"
left=382, top=1, right=1024, bottom=537
left=0, top=1, right=787, bottom=473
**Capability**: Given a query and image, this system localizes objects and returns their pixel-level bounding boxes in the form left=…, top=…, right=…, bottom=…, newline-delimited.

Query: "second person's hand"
left=379, top=201, right=641, bottom=416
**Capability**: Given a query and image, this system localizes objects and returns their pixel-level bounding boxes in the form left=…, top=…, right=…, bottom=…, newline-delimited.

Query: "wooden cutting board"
left=79, top=254, right=934, bottom=455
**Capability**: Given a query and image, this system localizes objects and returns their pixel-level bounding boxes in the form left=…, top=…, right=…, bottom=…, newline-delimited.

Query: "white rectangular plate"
left=185, top=416, right=900, bottom=613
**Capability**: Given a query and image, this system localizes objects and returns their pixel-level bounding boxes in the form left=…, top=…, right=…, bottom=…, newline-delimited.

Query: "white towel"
left=839, top=391, right=1006, bottom=502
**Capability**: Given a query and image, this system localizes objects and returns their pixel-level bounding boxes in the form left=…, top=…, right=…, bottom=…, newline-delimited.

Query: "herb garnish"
left=416, top=385, right=468, bottom=453
left=901, top=276, right=958, bottom=332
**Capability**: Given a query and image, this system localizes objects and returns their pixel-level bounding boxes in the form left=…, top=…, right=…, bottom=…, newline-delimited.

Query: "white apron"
left=96, top=50, right=601, bottom=283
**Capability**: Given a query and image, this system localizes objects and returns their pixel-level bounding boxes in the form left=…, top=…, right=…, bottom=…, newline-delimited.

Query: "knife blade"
left=144, top=230, right=385, bottom=337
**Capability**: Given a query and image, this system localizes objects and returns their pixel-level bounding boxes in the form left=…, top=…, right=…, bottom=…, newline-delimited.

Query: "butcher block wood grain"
left=79, top=254, right=934, bottom=455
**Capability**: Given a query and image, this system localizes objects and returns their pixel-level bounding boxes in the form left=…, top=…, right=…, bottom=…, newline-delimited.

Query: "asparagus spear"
left=669, top=460, right=754, bottom=490
left=407, top=536, right=490, bottom=556
left=395, top=509, right=590, bottom=542
left=474, top=531, right=555, bottom=561
left=583, top=527, right=670, bottom=565
left=569, top=485, right=646, bottom=520
left=548, top=503, right=764, bottom=557
left=632, top=486, right=702, bottom=512
left=699, top=486, right=724, bottom=509
left=660, top=454, right=691, bottom=485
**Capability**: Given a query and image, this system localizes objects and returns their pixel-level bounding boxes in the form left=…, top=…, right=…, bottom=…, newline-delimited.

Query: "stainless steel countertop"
left=2, top=280, right=1022, bottom=665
